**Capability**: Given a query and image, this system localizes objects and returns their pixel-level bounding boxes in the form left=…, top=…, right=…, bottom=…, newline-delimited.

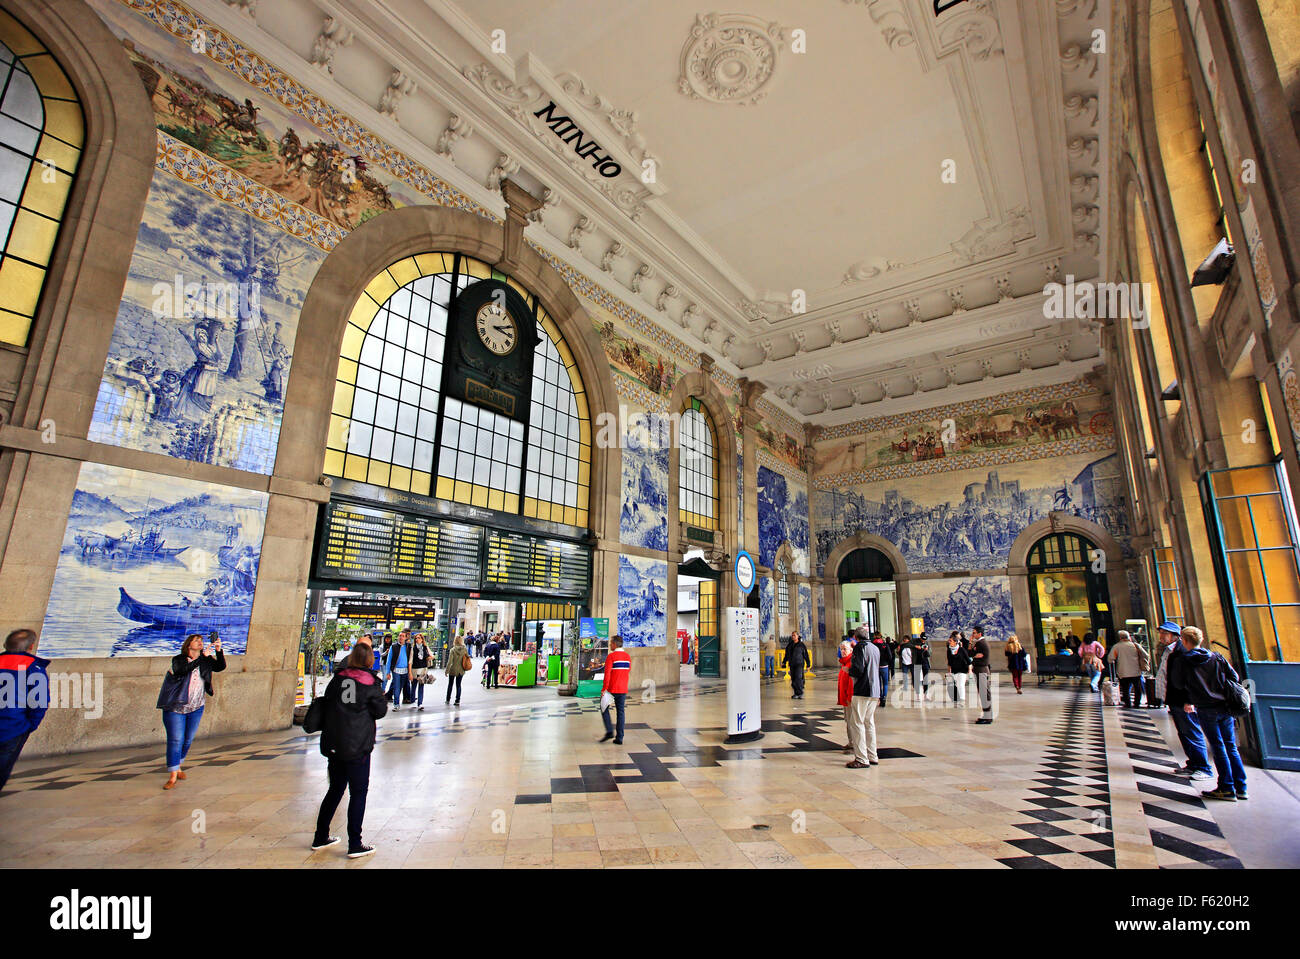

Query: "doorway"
left=679, top=557, right=720, bottom=678
left=1026, top=532, right=1113, bottom=656
left=837, top=547, right=896, bottom=640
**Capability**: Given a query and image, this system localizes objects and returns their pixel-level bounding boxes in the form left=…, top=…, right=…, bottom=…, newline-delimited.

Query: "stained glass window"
left=0, top=10, right=83, bottom=346
left=679, top=397, right=718, bottom=531
left=329, top=253, right=589, bottom=527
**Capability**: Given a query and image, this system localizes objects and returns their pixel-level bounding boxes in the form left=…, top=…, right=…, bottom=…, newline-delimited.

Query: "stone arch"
left=666, top=368, right=739, bottom=604
left=1007, top=513, right=1132, bottom=646
left=277, top=203, right=620, bottom=541
left=0, top=0, right=160, bottom=644
left=821, top=531, right=911, bottom=656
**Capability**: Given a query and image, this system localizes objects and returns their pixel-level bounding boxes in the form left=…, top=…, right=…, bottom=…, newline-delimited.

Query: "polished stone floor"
left=3, top=668, right=1298, bottom=869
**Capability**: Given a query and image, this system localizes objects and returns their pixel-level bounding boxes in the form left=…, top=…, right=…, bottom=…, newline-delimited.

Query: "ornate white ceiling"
left=204, top=0, right=1111, bottom=425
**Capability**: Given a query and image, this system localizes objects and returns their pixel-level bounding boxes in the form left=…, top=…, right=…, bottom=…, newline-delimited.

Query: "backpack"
left=1215, top=654, right=1251, bottom=717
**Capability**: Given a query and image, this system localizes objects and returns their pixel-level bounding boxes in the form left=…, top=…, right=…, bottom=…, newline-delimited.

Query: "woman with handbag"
left=445, top=634, right=469, bottom=706
left=409, top=633, right=433, bottom=710
left=156, top=633, right=225, bottom=790
left=308, top=642, right=387, bottom=858
left=1079, top=631, right=1106, bottom=692
left=1004, top=635, right=1028, bottom=694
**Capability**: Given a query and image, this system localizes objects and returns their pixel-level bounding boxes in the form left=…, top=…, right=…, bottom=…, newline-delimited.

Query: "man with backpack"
left=1107, top=629, right=1150, bottom=707
left=1168, top=626, right=1248, bottom=801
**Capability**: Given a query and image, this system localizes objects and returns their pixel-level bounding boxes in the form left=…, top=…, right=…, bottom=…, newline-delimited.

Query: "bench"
left=1035, top=653, right=1087, bottom=685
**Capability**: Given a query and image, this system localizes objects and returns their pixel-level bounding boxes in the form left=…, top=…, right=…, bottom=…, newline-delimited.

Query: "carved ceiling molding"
left=677, top=13, right=788, bottom=106
left=462, top=63, right=653, bottom=221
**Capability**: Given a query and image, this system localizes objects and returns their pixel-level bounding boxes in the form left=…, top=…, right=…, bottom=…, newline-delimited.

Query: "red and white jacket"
left=602, top=648, right=632, bottom=695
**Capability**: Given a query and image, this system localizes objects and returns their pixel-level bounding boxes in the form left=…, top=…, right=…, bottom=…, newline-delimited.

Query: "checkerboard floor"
left=1, top=672, right=1291, bottom=869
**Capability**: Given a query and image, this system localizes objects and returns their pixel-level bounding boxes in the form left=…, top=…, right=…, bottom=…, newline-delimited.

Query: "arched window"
left=678, top=397, right=718, bottom=532
left=327, top=253, right=590, bottom=527
left=1027, top=533, right=1091, bottom=569
left=776, top=558, right=790, bottom=616
left=0, top=10, right=83, bottom=346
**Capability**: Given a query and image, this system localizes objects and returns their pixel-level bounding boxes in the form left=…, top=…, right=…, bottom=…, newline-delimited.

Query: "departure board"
left=317, top=500, right=590, bottom=597
left=317, top=502, right=482, bottom=589
left=485, top=530, right=590, bottom=597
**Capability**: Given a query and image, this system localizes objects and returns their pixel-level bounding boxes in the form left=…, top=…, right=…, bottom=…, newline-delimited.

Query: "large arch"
left=1007, top=513, right=1132, bottom=645
left=821, top=531, right=911, bottom=662
left=666, top=368, right=739, bottom=603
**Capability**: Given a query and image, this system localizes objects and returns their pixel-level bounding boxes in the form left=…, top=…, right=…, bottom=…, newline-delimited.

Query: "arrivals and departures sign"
left=319, top=501, right=590, bottom=597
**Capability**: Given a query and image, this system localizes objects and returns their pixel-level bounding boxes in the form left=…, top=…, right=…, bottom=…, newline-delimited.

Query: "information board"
left=317, top=500, right=590, bottom=598
left=724, top=606, right=762, bottom=743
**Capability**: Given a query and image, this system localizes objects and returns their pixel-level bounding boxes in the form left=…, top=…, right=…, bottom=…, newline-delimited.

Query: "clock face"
left=475, top=301, right=518, bottom=355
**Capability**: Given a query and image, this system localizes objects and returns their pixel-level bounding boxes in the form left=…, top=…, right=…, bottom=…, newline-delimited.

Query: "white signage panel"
left=724, top=606, right=762, bottom=742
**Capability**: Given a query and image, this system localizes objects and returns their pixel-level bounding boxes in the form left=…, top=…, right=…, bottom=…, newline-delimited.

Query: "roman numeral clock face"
left=475, top=301, right=517, bottom=355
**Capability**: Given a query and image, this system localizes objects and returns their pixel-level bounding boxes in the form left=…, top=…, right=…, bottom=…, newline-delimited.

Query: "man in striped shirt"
left=599, top=636, right=632, bottom=745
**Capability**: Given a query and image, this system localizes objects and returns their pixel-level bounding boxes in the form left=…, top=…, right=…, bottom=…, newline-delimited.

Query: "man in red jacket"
left=599, top=635, right=632, bottom=745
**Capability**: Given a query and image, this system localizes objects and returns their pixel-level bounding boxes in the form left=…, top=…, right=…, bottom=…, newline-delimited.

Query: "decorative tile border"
left=156, top=131, right=344, bottom=252
left=818, top=378, right=1100, bottom=442
left=813, top=432, right=1117, bottom=489
left=757, top=446, right=806, bottom=483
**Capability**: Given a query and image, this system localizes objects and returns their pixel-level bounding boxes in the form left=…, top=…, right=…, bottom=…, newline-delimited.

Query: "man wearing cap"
left=1153, top=620, right=1213, bottom=782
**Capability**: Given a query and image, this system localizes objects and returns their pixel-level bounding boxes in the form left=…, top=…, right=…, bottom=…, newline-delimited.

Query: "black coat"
left=782, top=640, right=810, bottom=672
left=946, top=644, right=972, bottom=673
left=318, top=667, right=388, bottom=760
left=168, top=650, right=226, bottom=696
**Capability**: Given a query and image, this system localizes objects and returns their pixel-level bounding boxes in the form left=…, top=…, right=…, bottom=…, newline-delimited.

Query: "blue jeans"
left=602, top=692, right=626, bottom=740
left=390, top=672, right=408, bottom=705
left=0, top=731, right=31, bottom=792
left=764, top=655, right=775, bottom=678
left=1197, top=706, right=1248, bottom=794
left=162, top=706, right=204, bottom=771
left=1085, top=664, right=1102, bottom=690
left=1169, top=706, right=1212, bottom=774
left=315, top=754, right=370, bottom=851
left=879, top=666, right=890, bottom=702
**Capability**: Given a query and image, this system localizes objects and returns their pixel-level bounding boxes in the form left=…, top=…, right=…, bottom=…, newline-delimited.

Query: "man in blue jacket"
left=1169, top=625, right=1248, bottom=801
left=0, top=629, right=49, bottom=792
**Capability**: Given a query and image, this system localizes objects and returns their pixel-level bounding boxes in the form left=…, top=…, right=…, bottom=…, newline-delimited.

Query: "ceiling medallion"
left=678, top=14, right=786, bottom=106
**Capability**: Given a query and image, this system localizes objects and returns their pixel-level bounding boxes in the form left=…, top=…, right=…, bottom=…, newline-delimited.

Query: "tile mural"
left=909, top=576, right=1015, bottom=641
left=759, top=576, right=774, bottom=643
left=40, top=462, right=268, bottom=657
left=757, top=465, right=810, bottom=574
left=814, top=450, right=1130, bottom=576
left=798, top=584, right=812, bottom=641
left=619, top=411, right=669, bottom=551
left=617, top=555, right=667, bottom=648
left=87, top=170, right=325, bottom=473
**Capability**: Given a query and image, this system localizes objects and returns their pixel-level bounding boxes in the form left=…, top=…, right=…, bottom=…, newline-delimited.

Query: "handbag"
left=1215, top=654, right=1252, bottom=717
left=303, top=695, right=326, bottom=733
left=155, top=669, right=189, bottom=710
left=461, top=653, right=473, bottom=672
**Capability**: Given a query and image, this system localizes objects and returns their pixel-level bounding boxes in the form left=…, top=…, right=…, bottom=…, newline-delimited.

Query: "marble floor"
left=3, top=669, right=1297, bottom=869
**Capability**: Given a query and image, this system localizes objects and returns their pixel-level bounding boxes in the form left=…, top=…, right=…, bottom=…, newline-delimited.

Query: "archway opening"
left=838, top=547, right=896, bottom=639
left=1026, top=531, right=1114, bottom=657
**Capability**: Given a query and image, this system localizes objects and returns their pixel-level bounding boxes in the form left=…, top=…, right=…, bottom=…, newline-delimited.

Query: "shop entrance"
left=679, top=557, right=720, bottom=678
left=837, top=548, right=896, bottom=640
left=1027, top=532, right=1113, bottom=656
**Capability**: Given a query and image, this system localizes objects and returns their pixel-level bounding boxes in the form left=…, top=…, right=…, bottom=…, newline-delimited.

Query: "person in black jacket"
left=846, top=628, right=881, bottom=768
left=311, top=643, right=388, bottom=858
left=782, top=632, right=811, bottom=699
left=946, top=632, right=972, bottom=705
left=159, top=632, right=226, bottom=790
left=1168, top=626, right=1248, bottom=801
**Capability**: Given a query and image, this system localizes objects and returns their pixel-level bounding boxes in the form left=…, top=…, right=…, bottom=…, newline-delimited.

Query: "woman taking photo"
left=310, top=643, right=387, bottom=859
left=409, top=633, right=432, bottom=710
left=946, top=631, right=972, bottom=705
left=156, top=632, right=225, bottom=790
left=445, top=633, right=469, bottom=706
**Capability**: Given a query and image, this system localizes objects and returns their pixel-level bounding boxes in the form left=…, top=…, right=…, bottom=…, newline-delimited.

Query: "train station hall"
left=0, top=0, right=1298, bottom=907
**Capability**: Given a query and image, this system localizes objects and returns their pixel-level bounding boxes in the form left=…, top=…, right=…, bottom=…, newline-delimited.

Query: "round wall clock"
left=475, top=300, right=518, bottom=355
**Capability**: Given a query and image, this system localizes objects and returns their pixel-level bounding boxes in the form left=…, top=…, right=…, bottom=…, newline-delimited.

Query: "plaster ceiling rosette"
left=677, top=13, right=787, bottom=106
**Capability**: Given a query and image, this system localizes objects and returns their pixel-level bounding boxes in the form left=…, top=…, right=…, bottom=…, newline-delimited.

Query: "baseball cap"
left=1157, top=621, right=1182, bottom=634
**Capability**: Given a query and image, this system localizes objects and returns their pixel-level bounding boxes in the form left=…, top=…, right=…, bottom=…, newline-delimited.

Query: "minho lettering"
left=533, top=101, right=622, bottom=178
left=49, top=889, right=152, bottom=940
